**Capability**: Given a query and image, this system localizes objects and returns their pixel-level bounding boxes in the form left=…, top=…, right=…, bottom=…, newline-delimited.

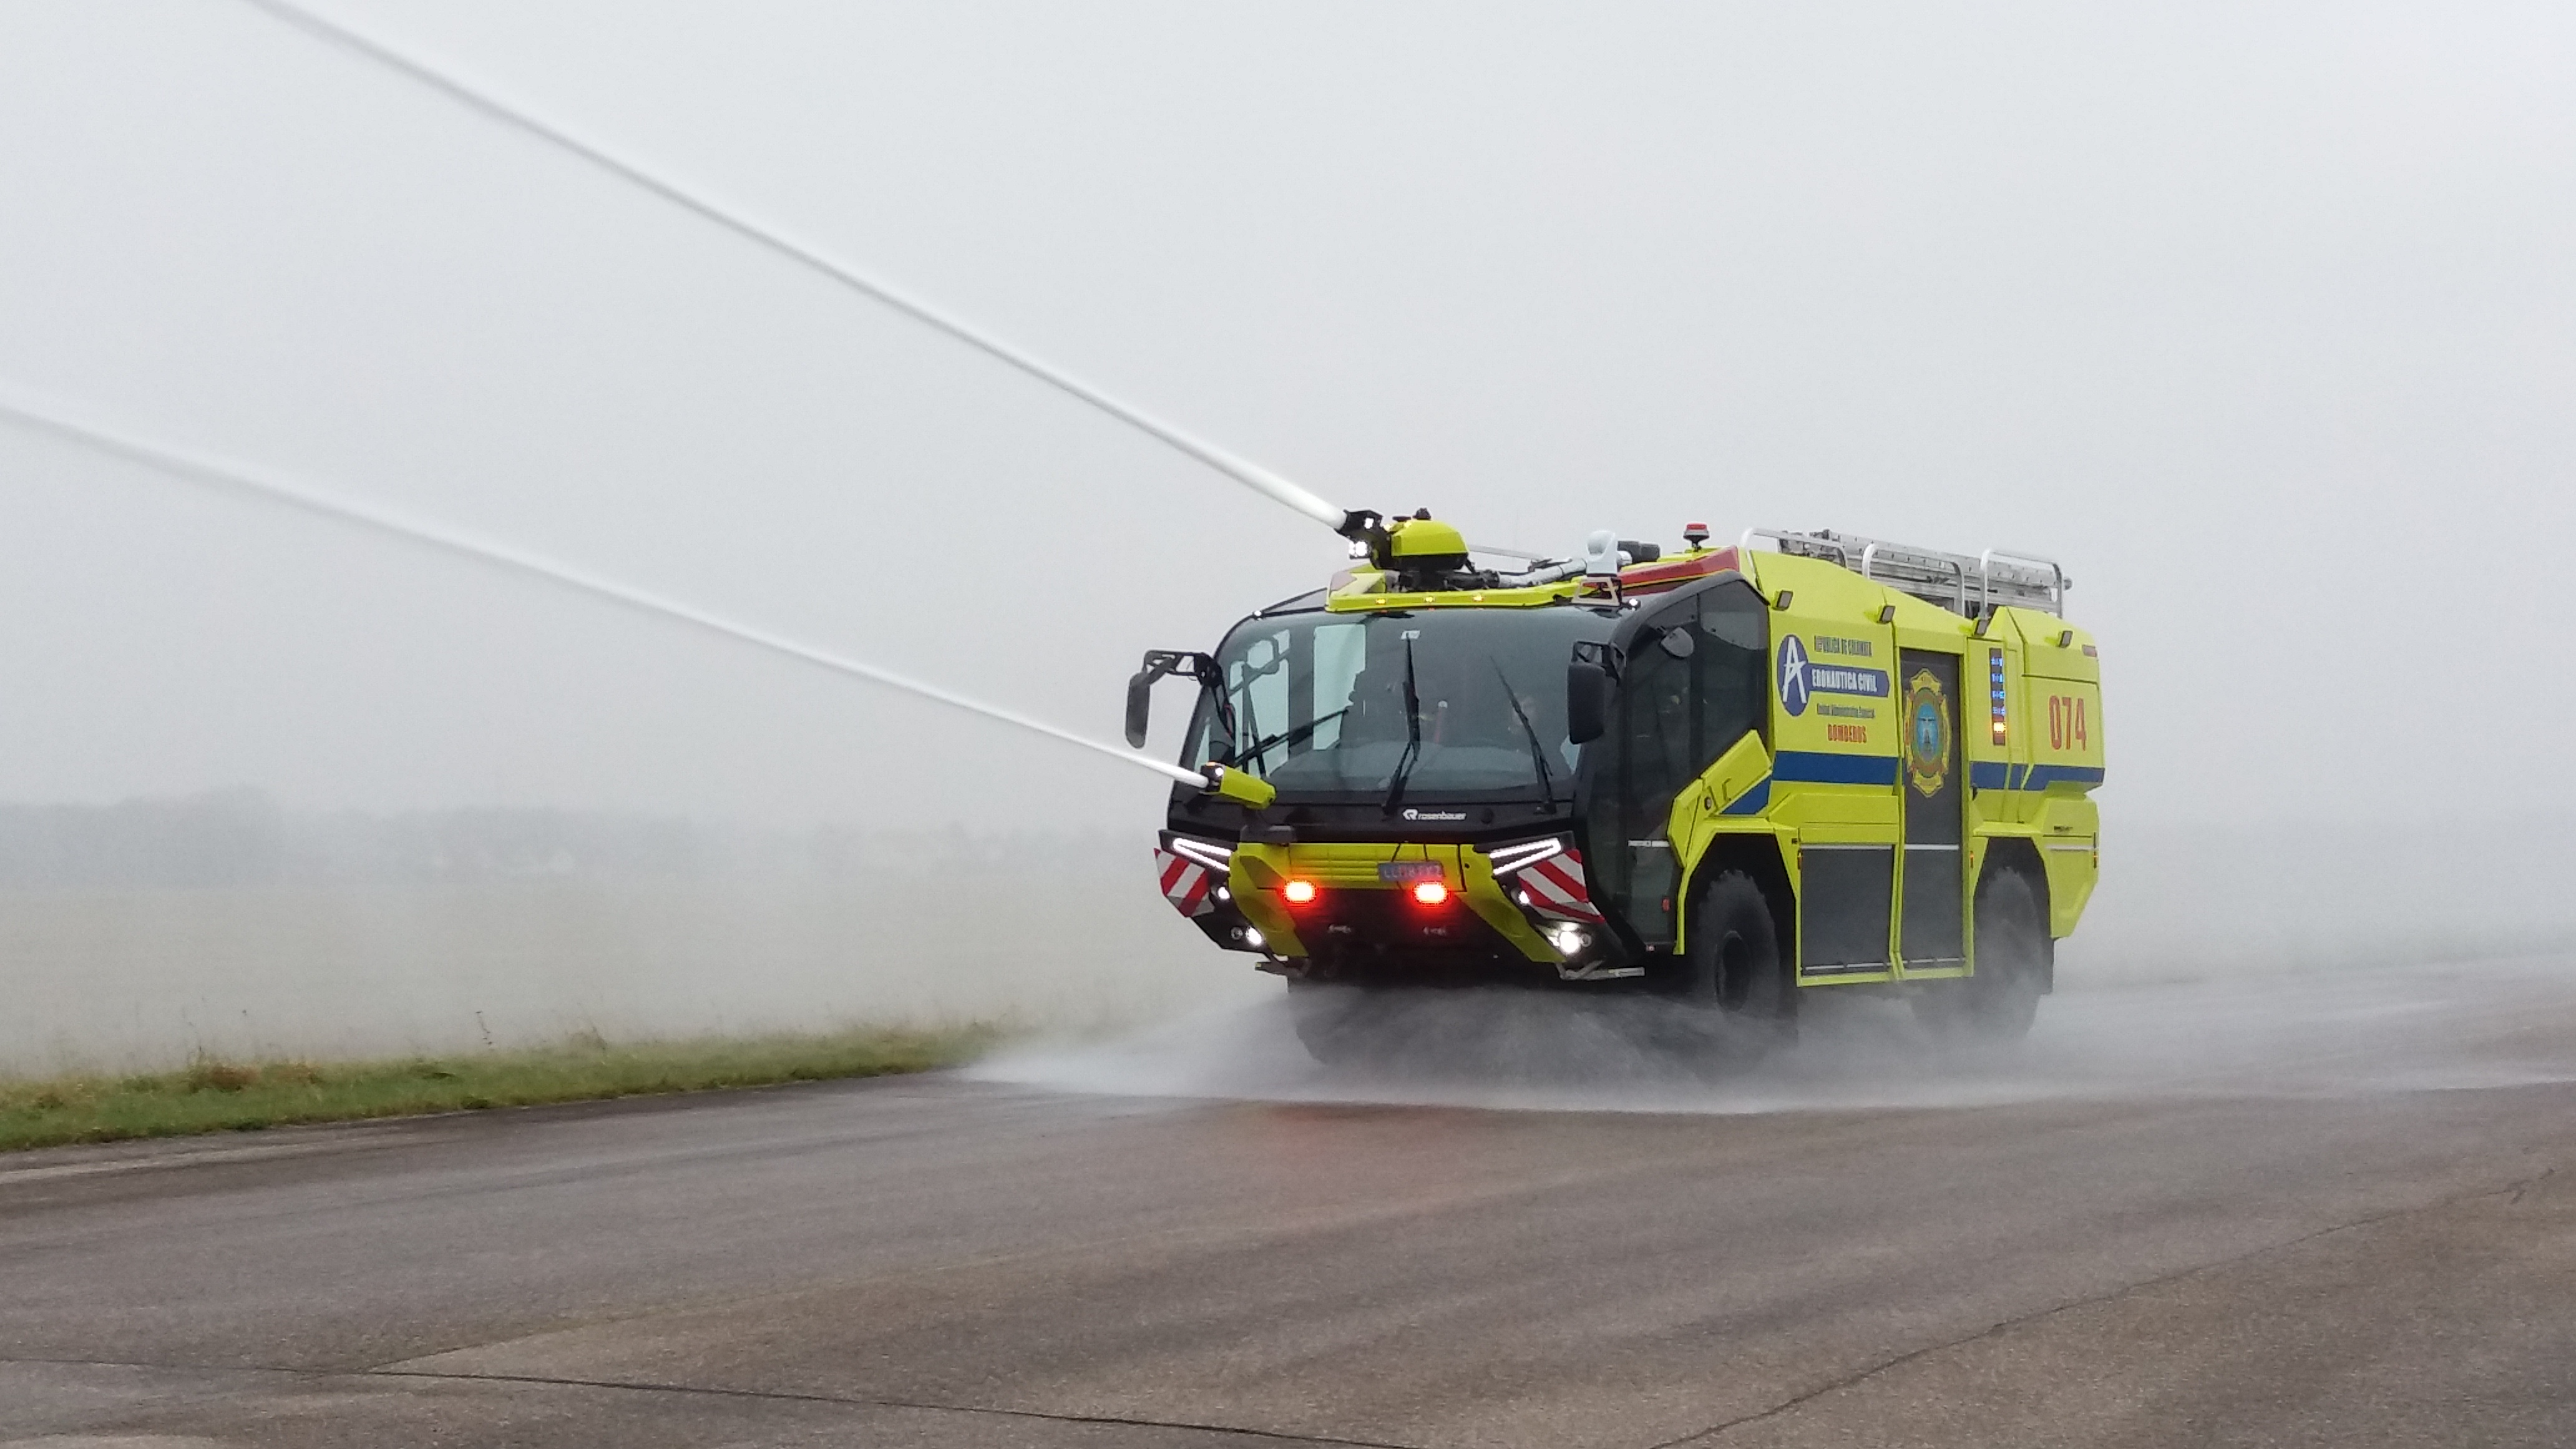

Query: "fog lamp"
left=1549, top=924, right=1589, bottom=956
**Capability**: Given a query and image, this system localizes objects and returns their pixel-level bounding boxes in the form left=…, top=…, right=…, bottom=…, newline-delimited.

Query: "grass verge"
left=0, top=1025, right=997, bottom=1153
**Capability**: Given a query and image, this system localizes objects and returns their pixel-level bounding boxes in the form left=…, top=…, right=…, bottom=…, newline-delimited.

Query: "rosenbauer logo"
left=1777, top=635, right=1811, bottom=716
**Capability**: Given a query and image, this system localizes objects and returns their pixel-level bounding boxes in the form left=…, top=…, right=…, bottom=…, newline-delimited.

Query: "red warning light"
left=1282, top=879, right=1319, bottom=905
left=1410, top=879, right=1450, bottom=906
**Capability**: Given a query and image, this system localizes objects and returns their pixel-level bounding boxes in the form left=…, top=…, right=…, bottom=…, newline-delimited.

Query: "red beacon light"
left=1682, top=521, right=1711, bottom=549
left=1281, top=879, right=1319, bottom=905
left=1410, top=879, right=1450, bottom=906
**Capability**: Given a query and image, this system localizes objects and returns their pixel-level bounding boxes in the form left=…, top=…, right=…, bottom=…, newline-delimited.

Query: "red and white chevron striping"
left=1154, top=847, right=1218, bottom=917
left=1514, top=850, right=1604, bottom=923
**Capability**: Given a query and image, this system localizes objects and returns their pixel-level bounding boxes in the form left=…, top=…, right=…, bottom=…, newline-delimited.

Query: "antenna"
left=240, top=0, right=1366, bottom=540
left=0, top=390, right=1211, bottom=788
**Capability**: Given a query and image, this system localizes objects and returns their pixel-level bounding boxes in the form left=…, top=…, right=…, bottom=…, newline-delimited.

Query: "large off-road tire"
left=1915, top=866, right=2049, bottom=1042
left=1674, top=870, right=1795, bottom=1071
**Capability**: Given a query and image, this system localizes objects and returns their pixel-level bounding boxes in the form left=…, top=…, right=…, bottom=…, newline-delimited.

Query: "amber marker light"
left=1410, top=879, right=1450, bottom=906
left=1282, top=879, right=1319, bottom=905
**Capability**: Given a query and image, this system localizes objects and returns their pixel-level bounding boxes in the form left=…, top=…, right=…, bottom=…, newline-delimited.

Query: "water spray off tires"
left=1669, top=870, right=1798, bottom=1075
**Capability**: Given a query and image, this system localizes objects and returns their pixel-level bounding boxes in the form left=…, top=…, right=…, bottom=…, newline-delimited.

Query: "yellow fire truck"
left=1133, top=516, right=2103, bottom=1058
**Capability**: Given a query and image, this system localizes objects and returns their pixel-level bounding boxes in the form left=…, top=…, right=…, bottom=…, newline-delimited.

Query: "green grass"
left=0, top=1025, right=997, bottom=1153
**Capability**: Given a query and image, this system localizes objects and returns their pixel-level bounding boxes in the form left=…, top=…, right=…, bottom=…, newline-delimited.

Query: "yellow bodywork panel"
left=1325, top=560, right=1588, bottom=613
left=1666, top=732, right=1772, bottom=868
left=1327, top=579, right=1583, bottom=613
left=1664, top=730, right=1796, bottom=954
left=1971, top=608, right=2103, bottom=933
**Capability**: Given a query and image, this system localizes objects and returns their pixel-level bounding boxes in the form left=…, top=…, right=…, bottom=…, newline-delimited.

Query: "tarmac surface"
left=7, top=956, right=2576, bottom=1448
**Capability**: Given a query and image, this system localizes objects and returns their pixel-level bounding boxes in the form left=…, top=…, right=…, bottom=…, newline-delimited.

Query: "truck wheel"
left=1680, top=870, right=1794, bottom=1068
left=1915, top=866, right=2048, bottom=1042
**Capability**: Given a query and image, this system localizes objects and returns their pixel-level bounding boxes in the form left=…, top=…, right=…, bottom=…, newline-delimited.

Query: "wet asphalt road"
left=6, top=959, right=2576, bottom=1448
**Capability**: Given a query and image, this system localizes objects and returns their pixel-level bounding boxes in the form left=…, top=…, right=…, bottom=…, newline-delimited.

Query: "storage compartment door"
left=1897, top=649, right=1966, bottom=969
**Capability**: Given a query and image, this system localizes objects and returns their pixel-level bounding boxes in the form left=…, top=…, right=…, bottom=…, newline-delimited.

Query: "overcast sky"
left=2, top=1, right=2570, bottom=832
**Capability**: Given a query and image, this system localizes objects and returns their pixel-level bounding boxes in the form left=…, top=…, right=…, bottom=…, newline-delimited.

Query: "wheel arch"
left=1680, top=829, right=1798, bottom=970
left=1974, top=834, right=2054, bottom=993
left=1977, top=834, right=2049, bottom=906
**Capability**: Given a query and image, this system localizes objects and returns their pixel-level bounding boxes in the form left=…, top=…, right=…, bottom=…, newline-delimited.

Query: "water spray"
left=0, top=391, right=1212, bottom=789
left=240, top=0, right=1352, bottom=537
left=237, top=0, right=1560, bottom=568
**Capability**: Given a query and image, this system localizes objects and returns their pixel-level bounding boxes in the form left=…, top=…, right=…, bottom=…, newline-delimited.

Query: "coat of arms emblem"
left=1906, top=669, right=1951, bottom=798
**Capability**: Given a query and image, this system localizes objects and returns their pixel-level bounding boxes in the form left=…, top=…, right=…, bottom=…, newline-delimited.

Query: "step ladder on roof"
left=1740, top=528, right=2069, bottom=618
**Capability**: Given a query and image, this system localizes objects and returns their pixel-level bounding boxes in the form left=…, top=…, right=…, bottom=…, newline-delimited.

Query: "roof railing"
left=1739, top=528, right=2068, bottom=617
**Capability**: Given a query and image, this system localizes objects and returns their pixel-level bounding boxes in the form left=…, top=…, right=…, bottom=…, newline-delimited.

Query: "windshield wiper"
left=1495, top=661, right=1556, bottom=803
left=1236, top=708, right=1350, bottom=774
left=1382, top=637, right=1423, bottom=815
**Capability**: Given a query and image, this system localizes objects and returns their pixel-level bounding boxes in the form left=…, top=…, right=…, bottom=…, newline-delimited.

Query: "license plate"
left=1377, top=861, right=1443, bottom=884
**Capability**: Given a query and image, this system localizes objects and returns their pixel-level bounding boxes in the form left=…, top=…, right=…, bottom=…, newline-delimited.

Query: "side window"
left=1694, top=584, right=1769, bottom=758
left=1226, top=626, right=1294, bottom=761
left=1616, top=627, right=1698, bottom=827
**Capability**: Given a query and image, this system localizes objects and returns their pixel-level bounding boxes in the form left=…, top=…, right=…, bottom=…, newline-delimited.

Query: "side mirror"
left=1567, top=661, right=1613, bottom=745
left=1128, top=648, right=1224, bottom=753
left=1124, top=670, right=1154, bottom=748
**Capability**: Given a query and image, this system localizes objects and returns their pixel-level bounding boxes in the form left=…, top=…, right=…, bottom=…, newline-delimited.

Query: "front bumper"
left=1154, top=832, right=1634, bottom=984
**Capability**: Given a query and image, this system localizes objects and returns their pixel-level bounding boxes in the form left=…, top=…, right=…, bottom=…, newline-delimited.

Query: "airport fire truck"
left=1133, top=516, right=2104, bottom=1056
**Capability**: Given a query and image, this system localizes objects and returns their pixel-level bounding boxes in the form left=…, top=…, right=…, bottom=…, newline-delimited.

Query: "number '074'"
left=2047, top=695, right=2090, bottom=751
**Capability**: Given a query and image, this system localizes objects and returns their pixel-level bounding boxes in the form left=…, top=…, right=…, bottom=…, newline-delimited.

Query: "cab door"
left=1588, top=602, right=1697, bottom=945
left=1896, top=649, right=1966, bottom=970
left=1581, top=582, right=1770, bottom=949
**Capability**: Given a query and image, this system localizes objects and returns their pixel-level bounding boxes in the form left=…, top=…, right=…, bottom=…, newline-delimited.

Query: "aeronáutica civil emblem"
left=1906, top=669, right=1951, bottom=798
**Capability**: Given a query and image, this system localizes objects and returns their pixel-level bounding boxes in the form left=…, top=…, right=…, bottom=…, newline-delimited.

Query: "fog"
left=3, top=2, right=2573, bottom=1073
left=0, top=793, right=1259, bottom=1071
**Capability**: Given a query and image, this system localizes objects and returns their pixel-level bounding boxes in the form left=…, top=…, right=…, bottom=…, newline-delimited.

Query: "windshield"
left=1186, top=607, right=1613, bottom=803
